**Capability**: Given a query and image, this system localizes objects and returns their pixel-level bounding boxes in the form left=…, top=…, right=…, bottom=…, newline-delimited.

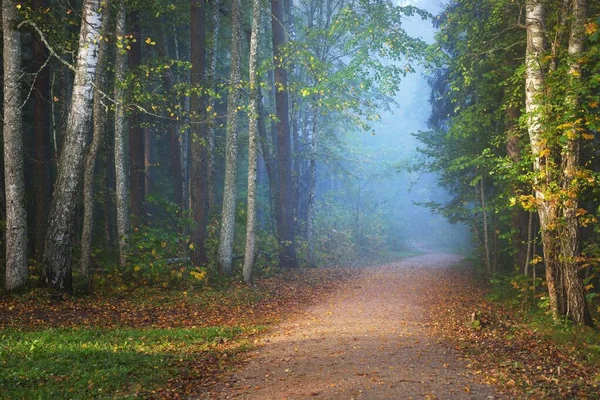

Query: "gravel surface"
left=206, top=253, right=501, bottom=399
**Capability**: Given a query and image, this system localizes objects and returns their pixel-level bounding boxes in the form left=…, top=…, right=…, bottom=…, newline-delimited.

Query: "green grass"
left=0, top=326, right=247, bottom=399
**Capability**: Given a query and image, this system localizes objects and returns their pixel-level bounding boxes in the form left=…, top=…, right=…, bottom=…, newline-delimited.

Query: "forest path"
left=206, top=253, right=500, bottom=399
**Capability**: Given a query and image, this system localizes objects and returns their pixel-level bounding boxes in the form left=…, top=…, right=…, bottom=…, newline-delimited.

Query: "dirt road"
left=206, top=253, right=500, bottom=399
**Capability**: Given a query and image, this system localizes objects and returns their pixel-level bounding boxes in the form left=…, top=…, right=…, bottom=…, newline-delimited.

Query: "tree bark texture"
left=80, top=6, right=111, bottom=292
left=243, top=0, right=261, bottom=284
left=560, top=0, right=592, bottom=325
left=3, top=0, right=29, bottom=291
left=32, top=0, right=52, bottom=266
left=271, top=0, right=298, bottom=268
left=218, top=0, right=242, bottom=275
left=43, top=0, right=103, bottom=293
left=114, top=0, right=129, bottom=267
left=190, top=0, right=210, bottom=266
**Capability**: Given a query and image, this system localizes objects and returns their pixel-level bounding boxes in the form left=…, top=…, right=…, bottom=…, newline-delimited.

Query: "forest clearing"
left=2, top=0, right=600, bottom=398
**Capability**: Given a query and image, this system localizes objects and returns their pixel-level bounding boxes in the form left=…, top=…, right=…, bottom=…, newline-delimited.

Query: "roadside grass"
left=0, top=325, right=262, bottom=399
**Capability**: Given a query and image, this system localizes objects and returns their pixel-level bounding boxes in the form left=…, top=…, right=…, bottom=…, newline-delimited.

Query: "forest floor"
left=2, top=252, right=599, bottom=398
left=203, top=253, right=499, bottom=399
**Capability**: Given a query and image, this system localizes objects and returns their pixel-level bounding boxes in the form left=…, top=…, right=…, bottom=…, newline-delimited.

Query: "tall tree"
left=43, top=0, right=103, bottom=294
left=3, top=0, right=28, bottom=291
left=81, top=5, right=112, bottom=292
left=207, top=0, right=220, bottom=212
left=525, top=0, right=592, bottom=325
left=189, top=0, right=210, bottom=266
left=218, top=0, right=242, bottom=274
left=243, top=0, right=262, bottom=283
left=271, top=0, right=298, bottom=268
left=114, top=0, right=129, bottom=267
left=559, top=0, right=592, bottom=325
left=32, top=0, right=52, bottom=266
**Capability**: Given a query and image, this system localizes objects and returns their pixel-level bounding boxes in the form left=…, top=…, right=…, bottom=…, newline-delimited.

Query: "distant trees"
left=1, top=0, right=430, bottom=293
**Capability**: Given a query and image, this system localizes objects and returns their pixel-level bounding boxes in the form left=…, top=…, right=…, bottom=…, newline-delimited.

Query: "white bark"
left=218, top=0, right=242, bottom=275
left=243, top=0, right=262, bottom=284
left=114, top=0, right=129, bottom=267
left=81, top=5, right=111, bottom=291
left=3, top=0, right=28, bottom=291
left=43, top=0, right=103, bottom=293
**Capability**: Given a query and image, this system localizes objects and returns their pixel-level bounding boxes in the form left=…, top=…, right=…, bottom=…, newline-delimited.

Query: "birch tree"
left=218, top=0, right=242, bottom=274
left=243, top=0, right=262, bottom=283
left=43, top=0, right=103, bottom=294
left=3, top=0, right=28, bottom=291
left=114, top=0, right=129, bottom=267
left=80, top=6, right=112, bottom=291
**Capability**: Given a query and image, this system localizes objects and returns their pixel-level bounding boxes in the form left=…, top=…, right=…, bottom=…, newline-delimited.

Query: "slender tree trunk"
left=479, top=176, right=491, bottom=277
left=127, top=10, right=145, bottom=224
left=306, top=109, right=318, bottom=267
left=32, top=0, right=52, bottom=267
left=114, top=0, right=129, bottom=267
left=561, top=0, right=592, bottom=326
left=43, top=0, right=103, bottom=294
left=271, top=0, right=297, bottom=268
left=190, top=0, right=210, bottom=266
left=207, top=0, right=220, bottom=213
left=218, top=0, right=242, bottom=275
left=524, top=211, right=533, bottom=275
left=80, top=6, right=111, bottom=293
left=3, top=0, right=28, bottom=291
left=243, top=0, right=262, bottom=284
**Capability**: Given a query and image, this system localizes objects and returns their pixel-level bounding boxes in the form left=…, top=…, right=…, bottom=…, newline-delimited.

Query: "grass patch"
left=0, top=325, right=254, bottom=399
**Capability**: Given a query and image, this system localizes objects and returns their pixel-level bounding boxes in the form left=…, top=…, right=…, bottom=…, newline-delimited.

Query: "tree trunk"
left=114, top=0, right=129, bottom=267
left=560, top=0, right=592, bottom=326
left=271, top=0, right=297, bottom=268
left=32, top=0, right=52, bottom=267
left=80, top=6, right=111, bottom=293
left=3, top=0, right=28, bottom=291
left=243, top=0, right=262, bottom=284
left=189, top=0, right=210, bottom=266
left=479, top=176, right=491, bottom=277
left=207, top=0, right=220, bottom=213
left=306, top=109, right=318, bottom=268
left=127, top=10, right=145, bottom=224
left=43, top=0, right=103, bottom=294
left=218, top=0, right=242, bottom=275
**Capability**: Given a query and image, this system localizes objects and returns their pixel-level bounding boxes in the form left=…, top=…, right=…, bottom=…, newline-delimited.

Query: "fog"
left=315, top=0, right=471, bottom=257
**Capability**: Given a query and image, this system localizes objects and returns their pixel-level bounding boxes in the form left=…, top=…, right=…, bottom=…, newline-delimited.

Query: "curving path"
left=205, top=253, right=500, bottom=399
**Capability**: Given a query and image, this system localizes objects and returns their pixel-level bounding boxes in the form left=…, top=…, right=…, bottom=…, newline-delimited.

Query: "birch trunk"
left=243, top=0, right=262, bottom=284
left=525, top=0, right=566, bottom=319
left=218, top=0, right=242, bottom=274
left=80, top=6, right=111, bottom=292
left=43, top=0, right=103, bottom=294
left=190, top=0, right=210, bottom=266
left=114, top=0, right=129, bottom=267
left=561, top=0, right=592, bottom=326
left=271, top=0, right=298, bottom=268
left=3, top=0, right=28, bottom=291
